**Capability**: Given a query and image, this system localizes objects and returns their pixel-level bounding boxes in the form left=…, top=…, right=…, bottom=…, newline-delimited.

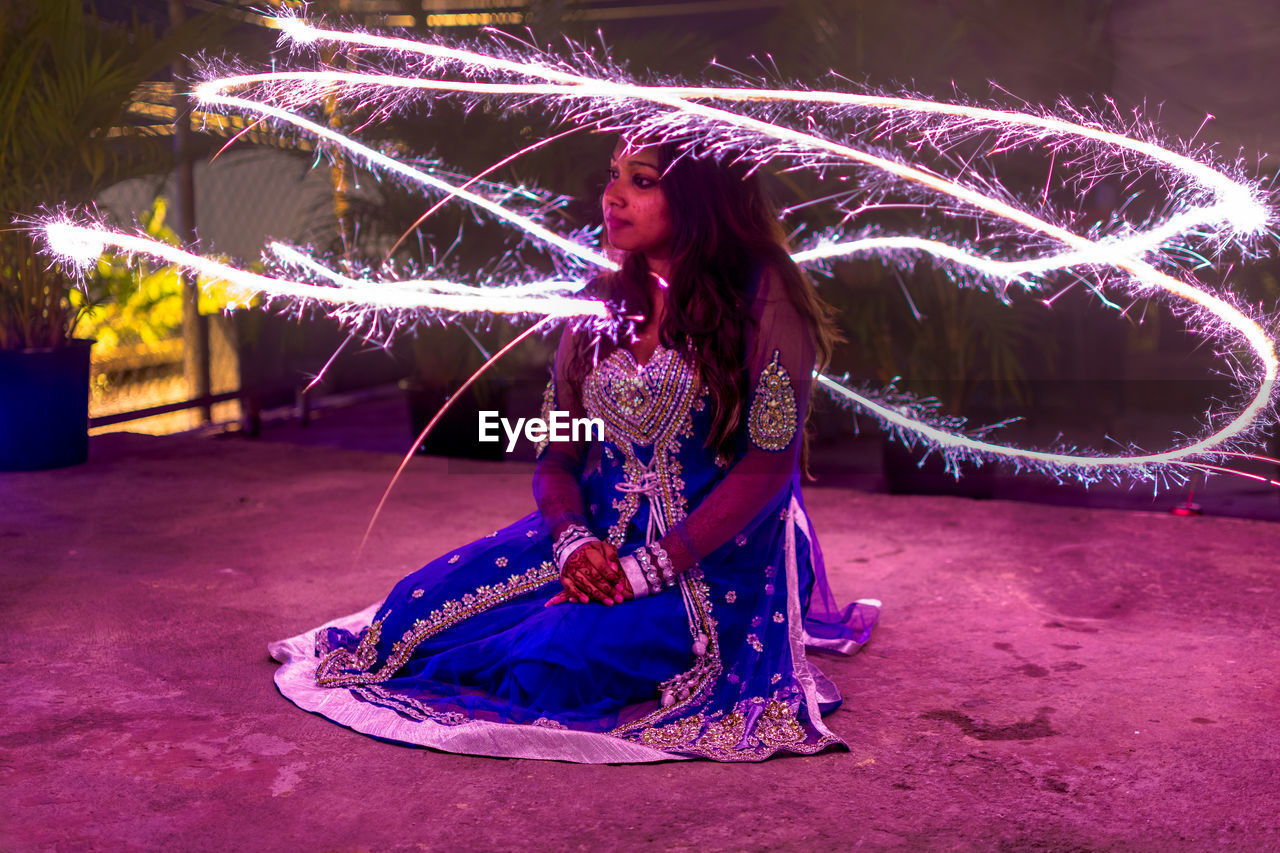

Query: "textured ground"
left=2, top=431, right=1278, bottom=851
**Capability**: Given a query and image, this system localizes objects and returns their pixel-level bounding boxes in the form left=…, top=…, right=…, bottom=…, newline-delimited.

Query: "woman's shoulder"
left=742, top=254, right=820, bottom=355
left=746, top=252, right=802, bottom=307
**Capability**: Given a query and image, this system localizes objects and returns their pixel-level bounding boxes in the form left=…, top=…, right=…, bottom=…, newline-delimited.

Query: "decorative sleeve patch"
left=535, top=376, right=555, bottom=458
left=747, top=349, right=798, bottom=452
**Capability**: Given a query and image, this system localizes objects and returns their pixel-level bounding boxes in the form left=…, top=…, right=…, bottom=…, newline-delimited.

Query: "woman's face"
left=602, top=141, right=673, bottom=262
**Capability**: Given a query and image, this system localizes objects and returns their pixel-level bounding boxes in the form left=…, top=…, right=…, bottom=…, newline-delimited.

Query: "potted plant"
left=0, top=1, right=211, bottom=470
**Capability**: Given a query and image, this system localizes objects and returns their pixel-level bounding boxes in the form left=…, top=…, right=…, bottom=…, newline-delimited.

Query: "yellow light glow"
left=425, top=12, right=521, bottom=27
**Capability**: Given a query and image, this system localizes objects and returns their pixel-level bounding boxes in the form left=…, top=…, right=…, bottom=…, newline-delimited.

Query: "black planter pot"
left=0, top=339, right=94, bottom=471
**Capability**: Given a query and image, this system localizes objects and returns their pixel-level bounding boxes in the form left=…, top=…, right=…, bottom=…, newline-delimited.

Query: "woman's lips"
left=604, top=216, right=629, bottom=231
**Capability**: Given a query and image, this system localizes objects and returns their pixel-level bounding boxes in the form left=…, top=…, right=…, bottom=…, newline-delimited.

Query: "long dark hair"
left=568, top=142, right=841, bottom=464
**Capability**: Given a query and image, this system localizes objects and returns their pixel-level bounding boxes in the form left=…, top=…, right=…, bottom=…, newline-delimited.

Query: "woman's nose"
left=603, top=180, right=623, bottom=207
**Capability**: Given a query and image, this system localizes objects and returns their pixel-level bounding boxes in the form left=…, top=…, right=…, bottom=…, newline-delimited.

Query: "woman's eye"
left=633, top=175, right=655, bottom=188
left=607, top=168, right=619, bottom=181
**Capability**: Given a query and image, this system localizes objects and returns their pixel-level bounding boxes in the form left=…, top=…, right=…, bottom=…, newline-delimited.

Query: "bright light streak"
left=267, top=242, right=588, bottom=298
left=816, top=371, right=1269, bottom=478
left=191, top=87, right=615, bottom=271
left=40, top=15, right=1278, bottom=485
left=46, top=222, right=608, bottom=319
left=44, top=222, right=108, bottom=269
left=789, top=202, right=1242, bottom=278
left=259, top=21, right=1269, bottom=246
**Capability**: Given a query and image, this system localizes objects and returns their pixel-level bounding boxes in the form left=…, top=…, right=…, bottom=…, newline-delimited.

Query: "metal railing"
left=88, top=391, right=250, bottom=429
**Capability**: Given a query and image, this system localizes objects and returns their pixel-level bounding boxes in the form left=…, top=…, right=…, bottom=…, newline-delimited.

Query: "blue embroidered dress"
left=270, top=269, right=879, bottom=762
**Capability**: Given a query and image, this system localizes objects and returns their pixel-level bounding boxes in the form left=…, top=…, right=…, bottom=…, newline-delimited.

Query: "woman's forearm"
left=533, top=445, right=589, bottom=535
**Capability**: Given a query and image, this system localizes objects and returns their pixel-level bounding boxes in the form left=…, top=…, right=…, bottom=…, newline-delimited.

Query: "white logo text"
left=478, top=410, right=604, bottom=452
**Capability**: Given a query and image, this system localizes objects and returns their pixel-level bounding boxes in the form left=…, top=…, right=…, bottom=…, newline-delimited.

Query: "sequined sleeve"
left=658, top=265, right=816, bottom=573
left=532, top=325, right=592, bottom=538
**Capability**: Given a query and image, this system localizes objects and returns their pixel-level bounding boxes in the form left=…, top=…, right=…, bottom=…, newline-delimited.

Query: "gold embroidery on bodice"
left=580, top=345, right=725, bottom=740
left=581, top=345, right=700, bottom=449
left=580, top=344, right=703, bottom=543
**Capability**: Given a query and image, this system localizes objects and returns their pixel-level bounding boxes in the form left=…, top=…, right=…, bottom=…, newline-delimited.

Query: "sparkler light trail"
left=40, top=12, right=1279, bottom=486
left=43, top=221, right=610, bottom=320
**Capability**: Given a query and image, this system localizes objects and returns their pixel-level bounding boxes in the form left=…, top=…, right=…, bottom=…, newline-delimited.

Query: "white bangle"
left=555, top=535, right=597, bottom=573
left=619, top=554, right=650, bottom=599
left=553, top=523, right=598, bottom=572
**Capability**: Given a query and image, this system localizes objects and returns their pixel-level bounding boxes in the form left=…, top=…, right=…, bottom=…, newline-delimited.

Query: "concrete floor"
left=2, top=430, right=1278, bottom=851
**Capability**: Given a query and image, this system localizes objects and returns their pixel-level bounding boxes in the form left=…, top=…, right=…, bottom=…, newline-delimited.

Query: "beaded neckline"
left=615, top=341, right=669, bottom=371
left=582, top=341, right=698, bottom=450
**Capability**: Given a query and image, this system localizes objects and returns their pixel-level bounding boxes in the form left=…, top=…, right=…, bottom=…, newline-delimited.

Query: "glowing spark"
left=304, top=331, right=355, bottom=394
left=191, top=83, right=616, bottom=271
left=266, top=242, right=588, bottom=299
left=40, top=15, right=1279, bottom=486
left=815, top=372, right=1265, bottom=477
left=46, top=221, right=608, bottom=319
left=388, top=124, right=587, bottom=257
left=44, top=222, right=107, bottom=269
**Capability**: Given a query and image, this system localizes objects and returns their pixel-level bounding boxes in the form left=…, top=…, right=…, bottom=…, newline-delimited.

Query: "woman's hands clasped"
left=546, top=540, right=635, bottom=607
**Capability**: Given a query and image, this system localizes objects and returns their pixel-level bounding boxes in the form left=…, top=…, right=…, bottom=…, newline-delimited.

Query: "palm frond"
left=0, top=0, right=227, bottom=349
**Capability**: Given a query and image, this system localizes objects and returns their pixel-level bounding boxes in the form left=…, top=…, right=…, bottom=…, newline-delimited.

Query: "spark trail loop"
left=41, top=13, right=1278, bottom=485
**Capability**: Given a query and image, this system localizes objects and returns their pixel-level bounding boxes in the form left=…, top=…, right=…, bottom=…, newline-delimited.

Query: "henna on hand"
left=561, top=541, right=629, bottom=604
